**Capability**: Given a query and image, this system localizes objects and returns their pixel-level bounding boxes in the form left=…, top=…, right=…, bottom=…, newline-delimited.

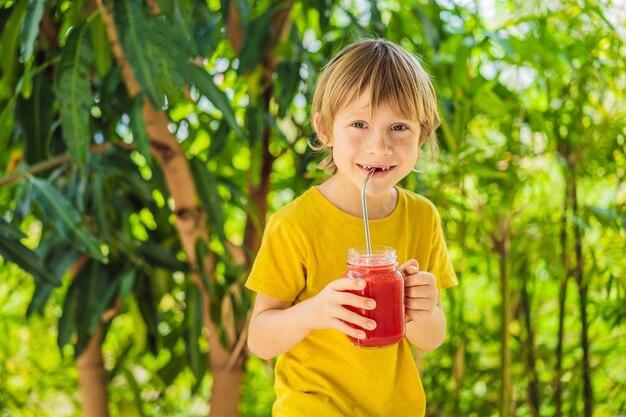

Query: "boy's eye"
left=391, top=124, right=408, bottom=131
left=351, top=122, right=366, bottom=129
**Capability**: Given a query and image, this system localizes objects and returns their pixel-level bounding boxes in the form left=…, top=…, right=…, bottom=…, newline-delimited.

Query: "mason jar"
left=343, top=246, right=405, bottom=348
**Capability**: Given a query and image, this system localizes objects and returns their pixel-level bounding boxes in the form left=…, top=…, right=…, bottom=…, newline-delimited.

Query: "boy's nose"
left=367, top=132, right=392, bottom=155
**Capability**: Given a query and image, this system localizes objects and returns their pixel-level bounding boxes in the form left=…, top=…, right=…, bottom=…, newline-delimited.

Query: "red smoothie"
left=343, top=248, right=405, bottom=348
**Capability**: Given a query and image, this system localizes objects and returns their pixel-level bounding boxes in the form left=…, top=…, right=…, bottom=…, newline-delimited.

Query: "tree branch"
left=225, top=1, right=244, bottom=53
left=0, top=143, right=135, bottom=188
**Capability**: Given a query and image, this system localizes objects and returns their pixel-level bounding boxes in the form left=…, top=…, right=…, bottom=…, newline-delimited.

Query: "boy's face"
left=317, top=88, right=422, bottom=197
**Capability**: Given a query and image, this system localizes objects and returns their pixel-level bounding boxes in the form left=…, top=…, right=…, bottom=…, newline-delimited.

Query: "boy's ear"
left=313, top=112, right=333, bottom=147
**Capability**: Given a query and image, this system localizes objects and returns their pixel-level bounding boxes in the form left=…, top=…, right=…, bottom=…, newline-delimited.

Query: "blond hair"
left=309, top=38, right=440, bottom=172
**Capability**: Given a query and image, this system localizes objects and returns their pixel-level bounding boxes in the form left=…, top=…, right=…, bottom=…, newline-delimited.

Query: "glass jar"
left=343, top=246, right=405, bottom=348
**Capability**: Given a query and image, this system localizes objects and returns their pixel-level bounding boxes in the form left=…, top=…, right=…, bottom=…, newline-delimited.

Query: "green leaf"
left=134, top=272, right=159, bottom=354
left=118, top=269, right=136, bottom=306
left=0, top=0, right=27, bottom=98
left=368, top=0, right=384, bottom=34
left=157, top=349, right=186, bottom=386
left=190, top=158, right=226, bottom=244
left=27, top=242, right=80, bottom=317
left=0, top=96, right=18, bottom=167
left=121, top=368, right=146, bottom=417
left=194, top=238, right=215, bottom=297
left=26, top=281, right=55, bottom=317
left=0, top=218, right=26, bottom=239
left=89, top=12, right=113, bottom=79
left=245, top=103, right=266, bottom=146
left=129, top=94, right=152, bottom=164
left=208, top=120, right=230, bottom=158
left=16, top=69, right=53, bottom=165
left=275, top=60, right=300, bottom=118
left=56, top=23, right=93, bottom=175
left=0, top=235, right=60, bottom=286
left=73, top=260, right=107, bottom=356
left=19, top=0, right=45, bottom=62
left=238, top=4, right=288, bottom=73
left=136, top=8, right=242, bottom=135
left=191, top=1, right=218, bottom=56
left=128, top=295, right=148, bottom=353
left=58, top=279, right=79, bottom=350
left=28, top=176, right=106, bottom=262
left=114, top=0, right=164, bottom=108
left=91, top=173, right=110, bottom=239
left=183, top=63, right=245, bottom=139
left=183, top=282, right=204, bottom=379
left=137, top=241, right=188, bottom=272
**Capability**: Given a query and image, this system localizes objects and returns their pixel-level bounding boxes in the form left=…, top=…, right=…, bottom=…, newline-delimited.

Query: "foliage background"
left=1, top=0, right=625, bottom=416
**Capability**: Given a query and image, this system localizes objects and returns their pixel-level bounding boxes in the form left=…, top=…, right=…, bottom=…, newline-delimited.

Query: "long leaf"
left=114, top=0, right=164, bottom=108
left=238, top=4, right=287, bottom=73
left=72, top=260, right=93, bottom=353
left=89, top=13, right=113, bottom=79
left=26, top=281, right=54, bottom=317
left=56, top=23, right=93, bottom=175
left=0, top=96, right=18, bottom=168
left=0, top=0, right=27, bottom=97
left=180, top=62, right=245, bottom=139
left=0, top=236, right=60, bottom=285
left=91, top=173, right=110, bottom=239
left=134, top=272, right=159, bottom=354
left=28, top=176, right=106, bottom=262
left=139, top=8, right=243, bottom=136
left=0, top=218, right=26, bottom=239
left=137, top=241, right=188, bottom=272
left=194, top=238, right=214, bottom=297
left=19, top=0, right=45, bottom=62
left=58, top=279, right=79, bottom=350
left=183, top=282, right=204, bottom=379
left=276, top=59, right=300, bottom=118
left=129, top=94, right=152, bottom=164
left=16, top=69, right=53, bottom=165
left=189, top=158, right=226, bottom=244
left=28, top=243, right=80, bottom=317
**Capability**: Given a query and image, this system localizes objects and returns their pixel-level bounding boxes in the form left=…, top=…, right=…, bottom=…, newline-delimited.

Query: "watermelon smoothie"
left=344, top=247, right=405, bottom=348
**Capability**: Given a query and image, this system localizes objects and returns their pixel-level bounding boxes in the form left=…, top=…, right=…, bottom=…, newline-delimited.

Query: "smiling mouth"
left=357, top=163, right=396, bottom=173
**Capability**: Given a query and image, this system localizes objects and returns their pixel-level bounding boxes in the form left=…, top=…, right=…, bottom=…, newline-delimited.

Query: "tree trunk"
left=496, top=227, right=512, bottom=417
left=520, top=263, right=540, bottom=417
left=76, top=326, right=109, bottom=417
left=96, top=2, right=242, bottom=415
left=554, top=165, right=571, bottom=417
left=572, top=166, right=593, bottom=417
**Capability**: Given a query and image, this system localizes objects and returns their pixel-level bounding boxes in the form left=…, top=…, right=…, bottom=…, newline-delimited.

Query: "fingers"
left=399, top=259, right=419, bottom=277
left=339, top=291, right=377, bottom=310
left=307, top=278, right=377, bottom=335
left=405, top=296, right=438, bottom=311
left=335, top=308, right=377, bottom=332
left=328, top=278, right=376, bottom=309
left=330, top=277, right=367, bottom=291
left=404, top=271, right=437, bottom=287
left=404, top=270, right=439, bottom=312
left=331, top=318, right=369, bottom=340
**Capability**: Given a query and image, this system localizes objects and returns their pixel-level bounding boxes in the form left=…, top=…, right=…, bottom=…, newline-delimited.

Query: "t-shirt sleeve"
left=428, top=207, right=458, bottom=290
left=245, top=212, right=307, bottom=303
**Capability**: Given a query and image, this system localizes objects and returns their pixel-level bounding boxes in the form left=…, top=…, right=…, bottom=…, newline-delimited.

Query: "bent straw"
left=361, top=169, right=376, bottom=255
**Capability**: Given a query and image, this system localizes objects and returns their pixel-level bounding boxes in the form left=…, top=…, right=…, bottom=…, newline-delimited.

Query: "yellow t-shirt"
left=246, top=186, right=458, bottom=417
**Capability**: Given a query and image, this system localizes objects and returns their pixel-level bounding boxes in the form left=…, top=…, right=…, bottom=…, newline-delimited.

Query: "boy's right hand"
left=302, top=278, right=377, bottom=340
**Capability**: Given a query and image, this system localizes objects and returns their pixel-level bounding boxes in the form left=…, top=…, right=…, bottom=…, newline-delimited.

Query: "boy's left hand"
left=400, top=259, right=439, bottom=322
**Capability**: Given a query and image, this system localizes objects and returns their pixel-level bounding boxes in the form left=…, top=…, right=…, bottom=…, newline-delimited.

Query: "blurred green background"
left=0, top=0, right=624, bottom=416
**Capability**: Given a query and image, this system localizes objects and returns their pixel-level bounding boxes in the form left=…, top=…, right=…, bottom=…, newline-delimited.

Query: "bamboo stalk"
left=520, top=261, right=540, bottom=417
left=572, top=165, right=593, bottom=417
left=495, top=221, right=512, bottom=417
